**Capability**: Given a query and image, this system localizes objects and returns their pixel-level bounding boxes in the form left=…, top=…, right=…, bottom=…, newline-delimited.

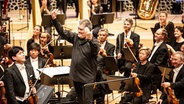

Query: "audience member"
left=181, top=13, right=184, bottom=24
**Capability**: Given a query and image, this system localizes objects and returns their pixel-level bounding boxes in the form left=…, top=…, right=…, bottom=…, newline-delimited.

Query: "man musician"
left=157, top=51, right=184, bottom=104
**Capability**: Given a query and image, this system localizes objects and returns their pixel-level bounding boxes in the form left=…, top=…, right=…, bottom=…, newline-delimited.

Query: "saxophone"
left=137, top=0, right=158, bottom=20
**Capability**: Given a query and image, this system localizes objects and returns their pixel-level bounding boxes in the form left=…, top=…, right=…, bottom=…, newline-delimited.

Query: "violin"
left=0, top=44, right=13, bottom=68
left=134, top=77, right=143, bottom=97
left=0, top=75, right=7, bottom=104
left=28, top=80, right=38, bottom=104
left=165, top=87, right=179, bottom=104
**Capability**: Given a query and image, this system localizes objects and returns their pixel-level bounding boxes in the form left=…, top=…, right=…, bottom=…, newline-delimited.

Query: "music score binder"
left=41, top=14, right=65, bottom=27
left=158, top=66, right=172, bottom=80
left=122, top=47, right=136, bottom=62
left=91, top=13, right=114, bottom=26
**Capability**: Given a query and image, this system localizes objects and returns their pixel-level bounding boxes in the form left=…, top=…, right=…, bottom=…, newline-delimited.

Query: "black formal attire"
left=4, top=64, right=36, bottom=104
left=149, top=42, right=169, bottom=91
left=170, top=41, right=184, bottom=51
left=26, top=38, right=36, bottom=56
left=52, top=18, right=100, bottom=104
left=116, top=31, right=140, bottom=77
left=154, top=21, right=175, bottom=44
left=120, top=61, right=155, bottom=104
left=94, top=41, right=115, bottom=104
left=160, top=65, right=184, bottom=104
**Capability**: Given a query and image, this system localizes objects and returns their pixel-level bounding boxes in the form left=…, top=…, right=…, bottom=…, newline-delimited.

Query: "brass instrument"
left=137, top=0, right=158, bottom=20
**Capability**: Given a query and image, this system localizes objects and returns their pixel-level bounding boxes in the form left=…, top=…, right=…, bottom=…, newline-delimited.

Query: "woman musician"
left=157, top=51, right=184, bottom=104
left=120, top=47, right=155, bottom=104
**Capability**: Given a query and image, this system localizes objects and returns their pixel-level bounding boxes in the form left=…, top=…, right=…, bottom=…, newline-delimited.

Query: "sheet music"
left=37, top=66, right=70, bottom=78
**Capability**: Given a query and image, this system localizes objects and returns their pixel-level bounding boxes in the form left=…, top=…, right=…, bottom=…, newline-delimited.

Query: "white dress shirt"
left=173, top=64, right=183, bottom=83
left=148, top=41, right=163, bottom=61
left=30, top=57, right=40, bottom=79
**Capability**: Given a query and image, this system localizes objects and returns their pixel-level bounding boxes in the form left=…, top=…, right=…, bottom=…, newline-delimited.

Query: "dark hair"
left=8, top=46, right=24, bottom=61
left=35, top=25, right=42, bottom=33
left=159, top=11, right=168, bottom=17
left=79, top=19, right=92, bottom=30
left=124, top=18, right=133, bottom=25
left=29, top=43, right=41, bottom=52
left=175, top=26, right=184, bottom=34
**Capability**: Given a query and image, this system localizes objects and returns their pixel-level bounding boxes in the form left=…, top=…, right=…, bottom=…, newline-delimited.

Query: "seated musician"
left=116, top=18, right=140, bottom=77
left=94, top=28, right=115, bottom=104
left=4, top=46, right=36, bottom=104
left=120, top=47, right=155, bottom=104
left=25, top=43, right=47, bottom=88
left=157, top=51, right=184, bottom=104
left=40, top=32, right=54, bottom=60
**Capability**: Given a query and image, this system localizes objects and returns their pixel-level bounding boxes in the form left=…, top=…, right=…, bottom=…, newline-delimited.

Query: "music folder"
left=53, top=45, right=73, bottom=59
left=37, top=66, right=70, bottom=78
left=41, top=14, right=65, bottom=27
left=122, top=47, right=136, bottom=62
left=158, top=66, right=172, bottom=80
left=105, top=56, right=119, bottom=72
left=91, top=13, right=114, bottom=26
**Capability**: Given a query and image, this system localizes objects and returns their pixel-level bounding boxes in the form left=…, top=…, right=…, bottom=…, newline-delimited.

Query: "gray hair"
left=79, top=19, right=92, bottom=31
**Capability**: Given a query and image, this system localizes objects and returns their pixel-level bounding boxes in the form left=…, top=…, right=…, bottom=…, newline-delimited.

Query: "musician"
left=170, top=26, right=184, bottom=51
left=148, top=28, right=169, bottom=92
left=40, top=0, right=52, bottom=34
left=120, top=47, right=155, bottom=104
left=116, top=18, right=140, bottom=77
left=94, top=28, right=115, bottom=104
left=27, top=25, right=42, bottom=57
left=154, top=11, right=175, bottom=44
left=40, top=32, right=54, bottom=59
left=25, top=43, right=47, bottom=88
left=180, top=43, right=184, bottom=54
left=88, top=0, right=103, bottom=38
left=4, top=46, right=36, bottom=104
left=157, top=51, right=184, bottom=104
left=51, top=9, right=100, bottom=104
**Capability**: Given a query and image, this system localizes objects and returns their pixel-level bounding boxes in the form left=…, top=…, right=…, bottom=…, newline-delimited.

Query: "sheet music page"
left=37, top=66, right=70, bottom=78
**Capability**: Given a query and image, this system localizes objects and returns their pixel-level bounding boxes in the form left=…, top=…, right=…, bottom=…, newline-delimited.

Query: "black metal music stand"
left=41, top=14, right=65, bottom=27
left=91, top=13, right=114, bottom=27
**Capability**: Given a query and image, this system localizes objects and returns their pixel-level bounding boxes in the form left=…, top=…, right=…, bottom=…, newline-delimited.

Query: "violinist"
left=40, top=32, right=54, bottom=58
left=4, top=46, right=36, bottom=104
left=25, top=43, right=47, bottom=88
left=116, top=18, right=140, bottom=77
left=120, top=47, right=154, bottom=104
left=157, top=51, right=184, bottom=104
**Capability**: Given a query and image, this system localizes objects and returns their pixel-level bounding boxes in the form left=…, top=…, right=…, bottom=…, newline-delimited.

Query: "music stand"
left=105, top=56, right=119, bottom=73
left=91, top=13, right=114, bottom=26
left=122, top=47, right=136, bottom=62
left=158, top=66, right=172, bottom=80
left=41, top=14, right=65, bottom=27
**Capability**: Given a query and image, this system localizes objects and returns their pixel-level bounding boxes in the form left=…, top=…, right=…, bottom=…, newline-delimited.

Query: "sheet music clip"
left=122, top=47, right=136, bottom=62
left=91, top=13, right=114, bottom=26
left=41, top=14, right=65, bottom=27
left=158, top=66, right=172, bottom=80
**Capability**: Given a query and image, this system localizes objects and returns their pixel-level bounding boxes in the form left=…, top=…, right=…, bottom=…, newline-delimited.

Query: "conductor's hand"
left=85, top=27, right=93, bottom=41
left=51, top=9, right=59, bottom=20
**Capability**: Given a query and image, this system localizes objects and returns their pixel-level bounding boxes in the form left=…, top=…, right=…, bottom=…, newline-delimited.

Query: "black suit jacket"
left=149, top=42, right=169, bottom=67
left=104, top=41, right=115, bottom=56
left=160, top=65, right=184, bottom=102
left=116, top=32, right=140, bottom=57
left=4, top=64, right=36, bottom=104
left=134, top=61, right=155, bottom=102
left=25, top=56, right=47, bottom=69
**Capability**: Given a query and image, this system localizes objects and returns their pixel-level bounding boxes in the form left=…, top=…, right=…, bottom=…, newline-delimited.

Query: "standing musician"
left=157, top=51, right=184, bottom=104
left=116, top=18, right=140, bottom=77
left=4, top=46, right=36, bottom=104
left=120, top=47, right=155, bottom=104
left=51, top=9, right=100, bottom=104
left=154, top=11, right=174, bottom=44
left=148, top=28, right=169, bottom=89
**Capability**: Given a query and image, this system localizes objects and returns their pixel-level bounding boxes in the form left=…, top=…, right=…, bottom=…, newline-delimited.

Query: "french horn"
left=137, top=0, right=159, bottom=20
